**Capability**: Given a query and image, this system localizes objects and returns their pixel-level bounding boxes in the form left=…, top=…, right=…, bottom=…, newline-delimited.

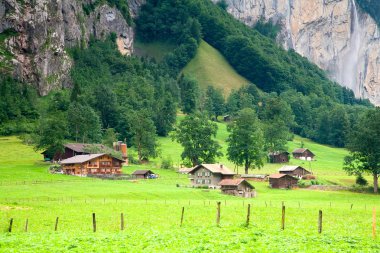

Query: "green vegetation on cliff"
left=183, top=40, right=249, bottom=95
left=356, top=0, right=380, bottom=26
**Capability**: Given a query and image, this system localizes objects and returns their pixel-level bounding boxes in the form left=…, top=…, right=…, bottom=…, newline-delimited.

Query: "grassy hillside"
left=183, top=40, right=250, bottom=95
left=1, top=136, right=380, bottom=251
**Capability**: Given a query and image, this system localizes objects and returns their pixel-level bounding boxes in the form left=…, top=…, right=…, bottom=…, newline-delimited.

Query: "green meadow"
left=1, top=132, right=380, bottom=252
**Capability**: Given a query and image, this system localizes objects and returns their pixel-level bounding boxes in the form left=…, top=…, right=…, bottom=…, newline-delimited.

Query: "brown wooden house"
left=60, top=154, right=124, bottom=176
left=278, top=165, right=311, bottom=178
left=188, top=164, right=235, bottom=188
left=292, top=148, right=315, bottom=161
left=132, top=170, right=155, bottom=179
left=219, top=179, right=255, bottom=198
left=268, top=151, right=290, bottom=163
left=269, top=174, right=299, bottom=189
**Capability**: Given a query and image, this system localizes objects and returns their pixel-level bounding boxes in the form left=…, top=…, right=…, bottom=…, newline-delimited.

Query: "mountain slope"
left=183, top=40, right=249, bottom=95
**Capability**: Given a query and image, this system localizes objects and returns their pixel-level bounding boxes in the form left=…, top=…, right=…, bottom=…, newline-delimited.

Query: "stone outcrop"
left=0, top=0, right=141, bottom=95
left=220, top=0, right=380, bottom=105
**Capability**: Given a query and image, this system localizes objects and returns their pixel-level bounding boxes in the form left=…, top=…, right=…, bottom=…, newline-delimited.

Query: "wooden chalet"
left=42, top=143, right=115, bottom=162
left=60, top=154, right=124, bottom=176
left=292, top=148, right=315, bottom=161
left=132, top=170, right=155, bottom=179
left=188, top=164, right=235, bottom=188
left=219, top=179, right=255, bottom=198
left=269, top=174, right=299, bottom=189
left=268, top=151, right=289, bottom=163
left=278, top=165, right=311, bottom=178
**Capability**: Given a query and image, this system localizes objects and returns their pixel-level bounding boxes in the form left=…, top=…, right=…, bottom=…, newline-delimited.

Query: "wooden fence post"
left=246, top=204, right=251, bottom=227
left=25, top=218, right=28, bottom=232
left=55, top=217, right=59, bottom=231
left=281, top=206, right=285, bottom=230
left=180, top=207, right=185, bottom=227
left=92, top=213, right=96, bottom=232
left=121, top=213, right=124, bottom=231
left=8, top=218, right=13, bottom=233
left=318, top=210, right=322, bottom=234
left=216, top=202, right=221, bottom=226
left=351, top=204, right=353, bottom=210
left=373, top=207, right=376, bottom=239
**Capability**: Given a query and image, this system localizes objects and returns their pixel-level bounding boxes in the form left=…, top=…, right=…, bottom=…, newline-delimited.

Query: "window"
left=197, top=179, right=202, bottom=184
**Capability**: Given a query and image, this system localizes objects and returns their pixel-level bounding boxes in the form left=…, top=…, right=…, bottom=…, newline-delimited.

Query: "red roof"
left=219, top=179, right=254, bottom=189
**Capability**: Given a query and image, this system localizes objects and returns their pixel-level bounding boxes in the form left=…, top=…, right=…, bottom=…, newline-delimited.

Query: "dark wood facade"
left=292, top=148, right=315, bottom=160
left=268, top=151, right=290, bottom=163
left=269, top=174, right=299, bottom=189
left=132, top=170, right=155, bottom=179
left=278, top=166, right=311, bottom=178
left=220, top=179, right=255, bottom=198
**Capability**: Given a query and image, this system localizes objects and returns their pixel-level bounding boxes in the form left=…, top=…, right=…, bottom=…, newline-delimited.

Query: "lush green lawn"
left=183, top=40, right=250, bottom=96
left=1, top=136, right=379, bottom=252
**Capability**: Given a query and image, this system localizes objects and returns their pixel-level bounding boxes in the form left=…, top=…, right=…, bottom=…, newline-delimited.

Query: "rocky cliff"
left=221, top=0, right=380, bottom=104
left=0, top=0, right=143, bottom=95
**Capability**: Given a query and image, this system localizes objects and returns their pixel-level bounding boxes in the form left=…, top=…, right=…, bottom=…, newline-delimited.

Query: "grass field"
left=1, top=132, right=380, bottom=252
left=183, top=40, right=250, bottom=95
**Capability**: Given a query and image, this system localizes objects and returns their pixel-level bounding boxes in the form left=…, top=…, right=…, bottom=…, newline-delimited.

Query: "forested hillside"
left=0, top=0, right=374, bottom=157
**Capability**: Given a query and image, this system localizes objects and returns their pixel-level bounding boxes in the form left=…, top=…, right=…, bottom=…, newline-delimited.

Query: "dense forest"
left=0, top=0, right=374, bottom=160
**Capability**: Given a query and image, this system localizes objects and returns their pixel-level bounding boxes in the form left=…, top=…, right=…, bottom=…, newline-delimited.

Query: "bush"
left=161, top=157, right=173, bottom=169
left=356, top=174, right=368, bottom=186
left=297, top=180, right=311, bottom=188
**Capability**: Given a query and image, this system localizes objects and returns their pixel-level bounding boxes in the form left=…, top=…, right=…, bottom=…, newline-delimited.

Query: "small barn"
left=278, top=165, right=311, bottom=178
left=292, top=148, right=315, bottom=161
left=178, top=167, right=192, bottom=174
left=132, top=170, right=155, bottom=179
left=269, top=174, right=299, bottom=189
left=219, top=179, right=255, bottom=198
left=268, top=151, right=290, bottom=163
left=188, top=164, right=235, bottom=188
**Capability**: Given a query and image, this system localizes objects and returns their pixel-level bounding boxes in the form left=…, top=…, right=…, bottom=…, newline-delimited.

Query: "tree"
left=178, top=74, right=198, bottom=114
left=32, top=113, right=68, bottom=157
left=130, top=111, right=159, bottom=162
left=203, top=86, right=225, bottom=120
left=172, top=112, right=222, bottom=166
left=226, top=108, right=265, bottom=174
left=102, top=128, right=118, bottom=148
left=92, top=85, right=119, bottom=128
left=344, top=109, right=380, bottom=193
left=67, top=102, right=102, bottom=143
left=154, top=92, right=177, bottom=136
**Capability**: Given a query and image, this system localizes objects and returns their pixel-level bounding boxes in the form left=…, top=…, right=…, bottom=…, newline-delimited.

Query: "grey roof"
left=292, top=148, right=314, bottom=156
left=60, top=154, right=105, bottom=164
left=278, top=165, right=301, bottom=172
left=64, top=143, right=113, bottom=153
left=189, top=164, right=236, bottom=175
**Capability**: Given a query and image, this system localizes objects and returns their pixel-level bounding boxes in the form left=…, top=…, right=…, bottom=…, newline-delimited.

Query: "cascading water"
left=337, top=0, right=362, bottom=95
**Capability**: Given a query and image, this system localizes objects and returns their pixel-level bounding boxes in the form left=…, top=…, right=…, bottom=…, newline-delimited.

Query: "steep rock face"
left=221, top=0, right=380, bottom=104
left=0, top=0, right=142, bottom=95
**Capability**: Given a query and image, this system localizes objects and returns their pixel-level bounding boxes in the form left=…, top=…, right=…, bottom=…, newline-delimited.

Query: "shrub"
left=356, top=174, right=368, bottom=186
left=161, top=157, right=173, bottom=169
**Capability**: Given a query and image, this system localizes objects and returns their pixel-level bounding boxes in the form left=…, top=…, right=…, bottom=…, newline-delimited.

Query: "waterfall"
left=337, top=0, right=362, bottom=95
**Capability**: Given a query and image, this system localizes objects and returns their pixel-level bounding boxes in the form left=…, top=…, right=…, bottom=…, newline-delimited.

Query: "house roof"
left=189, top=164, right=236, bottom=175
left=269, top=151, right=289, bottom=156
left=60, top=154, right=104, bottom=164
left=269, top=173, right=298, bottom=180
left=278, top=165, right=311, bottom=174
left=219, top=179, right=254, bottom=189
left=241, top=174, right=268, bottom=179
left=292, top=148, right=314, bottom=156
left=64, top=143, right=113, bottom=153
left=132, top=170, right=154, bottom=175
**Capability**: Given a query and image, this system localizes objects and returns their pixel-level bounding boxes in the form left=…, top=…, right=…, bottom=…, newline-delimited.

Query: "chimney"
left=220, top=164, right=223, bottom=169
left=120, top=143, right=128, bottom=165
